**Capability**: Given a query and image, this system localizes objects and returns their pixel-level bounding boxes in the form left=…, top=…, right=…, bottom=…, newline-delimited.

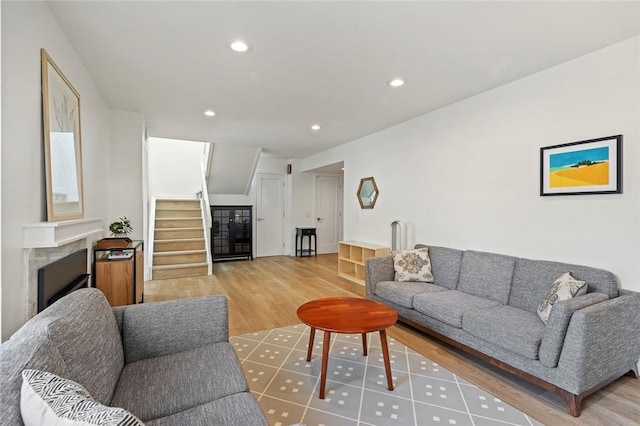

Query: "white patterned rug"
left=230, top=324, right=543, bottom=426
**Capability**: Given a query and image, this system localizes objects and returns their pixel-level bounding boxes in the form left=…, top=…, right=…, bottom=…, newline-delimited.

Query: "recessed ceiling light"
left=230, top=40, right=250, bottom=53
left=311, top=124, right=321, bottom=131
left=388, top=78, right=405, bottom=87
left=204, top=110, right=216, bottom=117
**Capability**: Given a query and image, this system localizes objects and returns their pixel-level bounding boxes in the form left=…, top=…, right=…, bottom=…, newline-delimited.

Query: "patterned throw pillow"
left=21, top=369, right=144, bottom=426
left=537, top=272, right=587, bottom=324
left=393, top=248, right=434, bottom=282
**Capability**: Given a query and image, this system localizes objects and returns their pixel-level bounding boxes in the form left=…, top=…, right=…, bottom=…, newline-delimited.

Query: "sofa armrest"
left=555, top=292, right=640, bottom=394
left=539, top=293, right=609, bottom=368
left=113, top=296, right=229, bottom=364
left=364, top=256, right=394, bottom=298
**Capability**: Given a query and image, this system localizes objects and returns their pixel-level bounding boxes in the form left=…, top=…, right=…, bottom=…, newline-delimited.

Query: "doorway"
left=256, top=173, right=284, bottom=257
left=315, top=174, right=343, bottom=254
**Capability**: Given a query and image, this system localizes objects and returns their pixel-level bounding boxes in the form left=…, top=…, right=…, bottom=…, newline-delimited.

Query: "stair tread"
left=152, top=262, right=208, bottom=270
left=155, top=227, right=203, bottom=231
left=156, top=217, right=201, bottom=220
left=155, top=238, right=205, bottom=243
left=154, top=249, right=206, bottom=256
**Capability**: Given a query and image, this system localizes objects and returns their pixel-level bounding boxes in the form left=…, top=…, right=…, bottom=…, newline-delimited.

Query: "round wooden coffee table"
left=296, top=297, right=398, bottom=399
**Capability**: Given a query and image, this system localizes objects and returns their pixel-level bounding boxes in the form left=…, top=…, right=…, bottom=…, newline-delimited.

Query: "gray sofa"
left=365, top=244, right=640, bottom=416
left=0, top=288, right=267, bottom=425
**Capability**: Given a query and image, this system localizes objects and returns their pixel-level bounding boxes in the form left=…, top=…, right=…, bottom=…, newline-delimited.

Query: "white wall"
left=1, top=1, right=111, bottom=339
left=0, top=1, right=4, bottom=337
left=108, top=111, right=145, bottom=240
left=148, top=137, right=206, bottom=198
left=300, top=37, right=640, bottom=292
left=209, top=157, right=290, bottom=255
left=209, top=157, right=287, bottom=205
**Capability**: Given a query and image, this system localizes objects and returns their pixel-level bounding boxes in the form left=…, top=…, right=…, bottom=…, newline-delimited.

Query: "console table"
left=295, top=227, right=317, bottom=257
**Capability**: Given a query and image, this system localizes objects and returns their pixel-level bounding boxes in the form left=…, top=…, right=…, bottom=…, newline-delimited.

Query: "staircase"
left=152, top=199, right=209, bottom=280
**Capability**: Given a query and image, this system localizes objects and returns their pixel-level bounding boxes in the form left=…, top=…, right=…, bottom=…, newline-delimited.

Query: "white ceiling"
left=47, top=1, right=640, bottom=159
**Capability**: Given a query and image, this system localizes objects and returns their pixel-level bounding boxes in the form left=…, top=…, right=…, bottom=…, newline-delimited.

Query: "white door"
left=315, top=175, right=342, bottom=254
left=256, top=173, right=284, bottom=257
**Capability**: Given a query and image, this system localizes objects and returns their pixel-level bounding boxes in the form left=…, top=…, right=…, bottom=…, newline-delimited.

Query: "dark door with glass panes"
left=210, top=206, right=253, bottom=261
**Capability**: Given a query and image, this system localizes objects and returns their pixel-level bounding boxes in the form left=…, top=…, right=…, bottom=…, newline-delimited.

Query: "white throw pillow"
left=21, top=369, right=144, bottom=426
left=537, top=272, right=587, bottom=324
left=393, top=247, right=434, bottom=282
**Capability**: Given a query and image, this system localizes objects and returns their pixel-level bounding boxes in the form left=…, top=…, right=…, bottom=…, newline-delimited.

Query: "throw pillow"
left=21, top=369, right=144, bottom=426
left=393, top=247, right=434, bottom=282
left=537, top=272, right=587, bottom=324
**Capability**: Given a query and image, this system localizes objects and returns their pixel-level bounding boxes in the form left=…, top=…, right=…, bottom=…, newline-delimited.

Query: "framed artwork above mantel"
left=41, top=48, right=85, bottom=221
left=540, top=135, right=622, bottom=196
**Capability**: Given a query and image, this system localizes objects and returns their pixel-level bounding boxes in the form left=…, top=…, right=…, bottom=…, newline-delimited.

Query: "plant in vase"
left=109, top=217, right=132, bottom=238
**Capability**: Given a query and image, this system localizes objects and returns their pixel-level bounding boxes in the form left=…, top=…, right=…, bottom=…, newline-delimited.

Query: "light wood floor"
left=144, top=254, right=639, bottom=426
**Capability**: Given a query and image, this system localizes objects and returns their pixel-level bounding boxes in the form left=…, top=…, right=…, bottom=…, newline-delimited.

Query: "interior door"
left=256, top=173, right=284, bottom=257
left=315, top=175, right=342, bottom=254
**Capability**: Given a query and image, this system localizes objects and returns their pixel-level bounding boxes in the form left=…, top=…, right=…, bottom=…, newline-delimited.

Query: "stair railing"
left=147, top=197, right=157, bottom=279
left=199, top=162, right=213, bottom=275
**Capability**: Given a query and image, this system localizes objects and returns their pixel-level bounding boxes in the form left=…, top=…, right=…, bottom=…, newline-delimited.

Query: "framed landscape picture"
left=540, top=135, right=622, bottom=196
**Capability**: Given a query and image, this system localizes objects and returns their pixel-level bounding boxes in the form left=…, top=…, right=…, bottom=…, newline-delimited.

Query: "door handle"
left=317, top=217, right=323, bottom=222
left=257, top=218, right=265, bottom=221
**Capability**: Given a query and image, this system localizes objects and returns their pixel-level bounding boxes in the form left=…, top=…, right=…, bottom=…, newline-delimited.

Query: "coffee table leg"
left=379, top=329, right=394, bottom=391
left=306, top=327, right=316, bottom=362
left=362, top=333, right=368, bottom=356
left=319, top=331, right=331, bottom=399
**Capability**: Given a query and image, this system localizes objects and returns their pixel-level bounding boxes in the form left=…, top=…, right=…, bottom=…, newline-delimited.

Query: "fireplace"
left=37, top=249, right=90, bottom=312
left=22, top=218, right=103, bottom=320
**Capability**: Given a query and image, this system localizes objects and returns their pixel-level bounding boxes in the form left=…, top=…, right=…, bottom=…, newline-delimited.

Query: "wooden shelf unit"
left=338, top=241, right=390, bottom=286
left=93, top=240, right=143, bottom=307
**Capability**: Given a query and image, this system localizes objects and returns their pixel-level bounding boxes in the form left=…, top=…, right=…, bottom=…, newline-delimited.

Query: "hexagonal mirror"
left=357, top=177, right=379, bottom=209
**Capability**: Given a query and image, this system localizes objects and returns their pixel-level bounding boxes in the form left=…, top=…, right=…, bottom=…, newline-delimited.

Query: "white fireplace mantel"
left=23, top=218, right=104, bottom=248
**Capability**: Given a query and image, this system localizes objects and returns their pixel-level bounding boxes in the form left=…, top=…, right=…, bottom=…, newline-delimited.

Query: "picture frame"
left=41, top=49, right=85, bottom=221
left=540, top=135, right=622, bottom=196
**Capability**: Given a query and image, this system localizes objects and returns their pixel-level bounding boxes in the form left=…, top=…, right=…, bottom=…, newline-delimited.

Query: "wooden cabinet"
left=210, top=206, right=253, bottom=261
left=93, top=240, right=143, bottom=306
left=338, top=241, right=390, bottom=286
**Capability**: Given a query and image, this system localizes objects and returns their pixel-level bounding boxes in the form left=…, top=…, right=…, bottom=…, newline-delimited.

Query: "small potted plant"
left=109, top=217, right=132, bottom=238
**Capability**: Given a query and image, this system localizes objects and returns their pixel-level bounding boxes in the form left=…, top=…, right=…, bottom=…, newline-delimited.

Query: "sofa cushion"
left=413, top=290, right=500, bottom=328
left=510, top=258, right=618, bottom=312
left=20, top=369, right=144, bottom=426
left=121, top=296, right=230, bottom=364
left=0, top=332, right=70, bottom=425
left=376, top=281, right=446, bottom=308
left=427, top=246, right=464, bottom=290
left=457, top=251, right=515, bottom=304
left=537, top=272, right=587, bottom=323
left=145, top=393, right=267, bottom=426
left=463, top=305, right=545, bottom=360
left=43, top=288, right=124, bottom=405
left=110, top=342, right=248, bottom=422
left=393, top=248, right=434, bottom=282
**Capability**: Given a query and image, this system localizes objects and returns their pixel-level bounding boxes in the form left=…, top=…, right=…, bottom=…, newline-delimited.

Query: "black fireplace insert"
left=37, top=249, right=90, bottom=313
